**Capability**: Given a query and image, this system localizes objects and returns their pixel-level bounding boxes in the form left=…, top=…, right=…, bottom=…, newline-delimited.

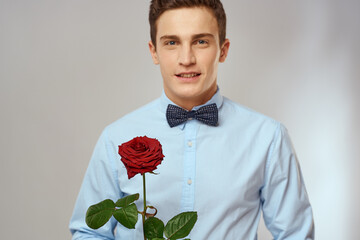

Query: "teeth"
left=179, top=73, right=198, bottom=78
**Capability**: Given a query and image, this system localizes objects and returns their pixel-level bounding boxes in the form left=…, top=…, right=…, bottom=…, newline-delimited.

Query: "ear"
left=148, top=41, right=159, bottom=65
left=219, top=39, right=230, bottom=63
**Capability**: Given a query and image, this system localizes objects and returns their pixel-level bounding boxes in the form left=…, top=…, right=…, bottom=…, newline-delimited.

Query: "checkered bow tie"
left=166, top=103, right=218, bottom=128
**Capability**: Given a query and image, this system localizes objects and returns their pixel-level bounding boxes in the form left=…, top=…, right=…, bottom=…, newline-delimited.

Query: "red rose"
left=118, top=136, right=165, bottom=179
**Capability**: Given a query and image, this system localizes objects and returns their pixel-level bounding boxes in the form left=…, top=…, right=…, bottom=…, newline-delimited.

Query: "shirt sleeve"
left=69, top=127, right=122, bottom=239
left=260, top=123, right=315, bottom=239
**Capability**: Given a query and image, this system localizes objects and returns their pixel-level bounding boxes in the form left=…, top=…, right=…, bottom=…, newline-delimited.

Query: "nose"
left=178, top=45, right=196, bottom=66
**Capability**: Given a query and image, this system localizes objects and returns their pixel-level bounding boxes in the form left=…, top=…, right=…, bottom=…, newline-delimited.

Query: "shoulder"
left=111, top=98, right=161, bottom=125
left=221, top=97, right=281, bottom=129
left=219, top=97, right=291, bottom=157
left=101, top=98, right=165, bottom=141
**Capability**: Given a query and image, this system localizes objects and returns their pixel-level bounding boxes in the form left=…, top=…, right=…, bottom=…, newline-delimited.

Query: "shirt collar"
left=160, top=87, right=224, bottom=129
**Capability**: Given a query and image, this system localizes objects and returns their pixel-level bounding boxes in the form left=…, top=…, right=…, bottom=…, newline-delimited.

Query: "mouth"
left=176, top=73, right=201, bottom=78
left=175, top=72, right=201, bottom=82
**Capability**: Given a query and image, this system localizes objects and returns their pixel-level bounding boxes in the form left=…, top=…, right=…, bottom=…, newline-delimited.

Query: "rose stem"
left=142, top=173, right=147, bottom=240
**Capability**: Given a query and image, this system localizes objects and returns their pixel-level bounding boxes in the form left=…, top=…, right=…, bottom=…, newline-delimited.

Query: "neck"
left=166, top=86, right=217, bottom=111
left=176, top=96, right=213, bottom=111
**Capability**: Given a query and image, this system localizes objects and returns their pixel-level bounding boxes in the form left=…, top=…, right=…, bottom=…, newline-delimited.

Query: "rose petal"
left=118, top=136, right=165, bottom=179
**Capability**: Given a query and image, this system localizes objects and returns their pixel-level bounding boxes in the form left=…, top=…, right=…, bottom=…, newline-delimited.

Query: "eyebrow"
left=159, top=33, right=215, bottom=41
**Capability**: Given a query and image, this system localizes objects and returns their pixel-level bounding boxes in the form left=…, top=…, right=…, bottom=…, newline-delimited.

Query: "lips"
left=175, top=72, right=201, bottom=78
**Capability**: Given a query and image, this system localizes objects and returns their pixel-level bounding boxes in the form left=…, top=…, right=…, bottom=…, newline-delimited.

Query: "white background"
left=0, top=0, right=359, bottom=239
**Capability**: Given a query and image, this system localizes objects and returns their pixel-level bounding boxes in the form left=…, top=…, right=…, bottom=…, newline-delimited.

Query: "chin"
left=176, top=86, right=203, bottom=98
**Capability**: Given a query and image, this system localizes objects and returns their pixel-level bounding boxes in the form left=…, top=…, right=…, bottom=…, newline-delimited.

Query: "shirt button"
left=187, top=141, right=193, bottom=147
left=187, top=179, right=192, bottom=185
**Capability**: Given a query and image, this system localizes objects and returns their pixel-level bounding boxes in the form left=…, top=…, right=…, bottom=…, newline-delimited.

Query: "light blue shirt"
left=69, top=89, right=314, bottom=239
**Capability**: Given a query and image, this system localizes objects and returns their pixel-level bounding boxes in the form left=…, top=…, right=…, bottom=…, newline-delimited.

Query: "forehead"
left=156, top=7, right=219, bottom=39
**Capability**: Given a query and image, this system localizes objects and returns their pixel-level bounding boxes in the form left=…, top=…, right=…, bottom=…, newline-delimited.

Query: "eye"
left=166, top=41, right=176, bottom=45
left=197, top=39, right=208, bottom=45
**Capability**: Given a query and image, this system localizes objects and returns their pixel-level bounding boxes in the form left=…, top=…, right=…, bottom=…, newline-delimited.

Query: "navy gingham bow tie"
left=166, top=103, right=218, bottom=127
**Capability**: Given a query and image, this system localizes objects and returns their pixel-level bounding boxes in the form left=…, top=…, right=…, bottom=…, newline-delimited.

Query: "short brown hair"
left=149, top=0, right=227, bottom=47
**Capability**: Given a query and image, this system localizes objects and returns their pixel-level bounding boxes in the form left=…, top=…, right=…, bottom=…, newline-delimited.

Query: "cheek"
left=201, top=47, right=219, bottom=62
left=158, top=50, right=176, bottom=64
left=159, top=53, right=176, bottom=78
left=200, top=51, right=219, bottom=73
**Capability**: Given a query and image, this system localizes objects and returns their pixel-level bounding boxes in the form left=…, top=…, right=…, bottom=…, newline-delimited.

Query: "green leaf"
left=164, top=212, right=197, bottom=240
left=115, top=193, right=140, bottom=208
left=144, top=217, right=165, bottom=239
left=85, top=199, right=115, bottom=229
left=113, top=203, right=138, bottom=229
left=150, top=238, right=164, bottom=240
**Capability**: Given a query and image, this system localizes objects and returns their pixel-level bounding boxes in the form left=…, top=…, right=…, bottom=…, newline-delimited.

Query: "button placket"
left=180, top=121, right=198, bottom=212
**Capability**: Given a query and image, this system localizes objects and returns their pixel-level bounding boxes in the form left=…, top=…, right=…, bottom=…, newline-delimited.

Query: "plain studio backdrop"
left=0, top=0, right=359, bottom=239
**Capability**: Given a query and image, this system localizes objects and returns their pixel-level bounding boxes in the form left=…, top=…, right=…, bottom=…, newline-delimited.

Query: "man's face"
left=149, top=7, right=229, bottom=110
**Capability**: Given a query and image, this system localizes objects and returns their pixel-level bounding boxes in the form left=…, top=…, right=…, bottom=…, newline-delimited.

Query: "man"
left=70, top=0, right=314, bottom=239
